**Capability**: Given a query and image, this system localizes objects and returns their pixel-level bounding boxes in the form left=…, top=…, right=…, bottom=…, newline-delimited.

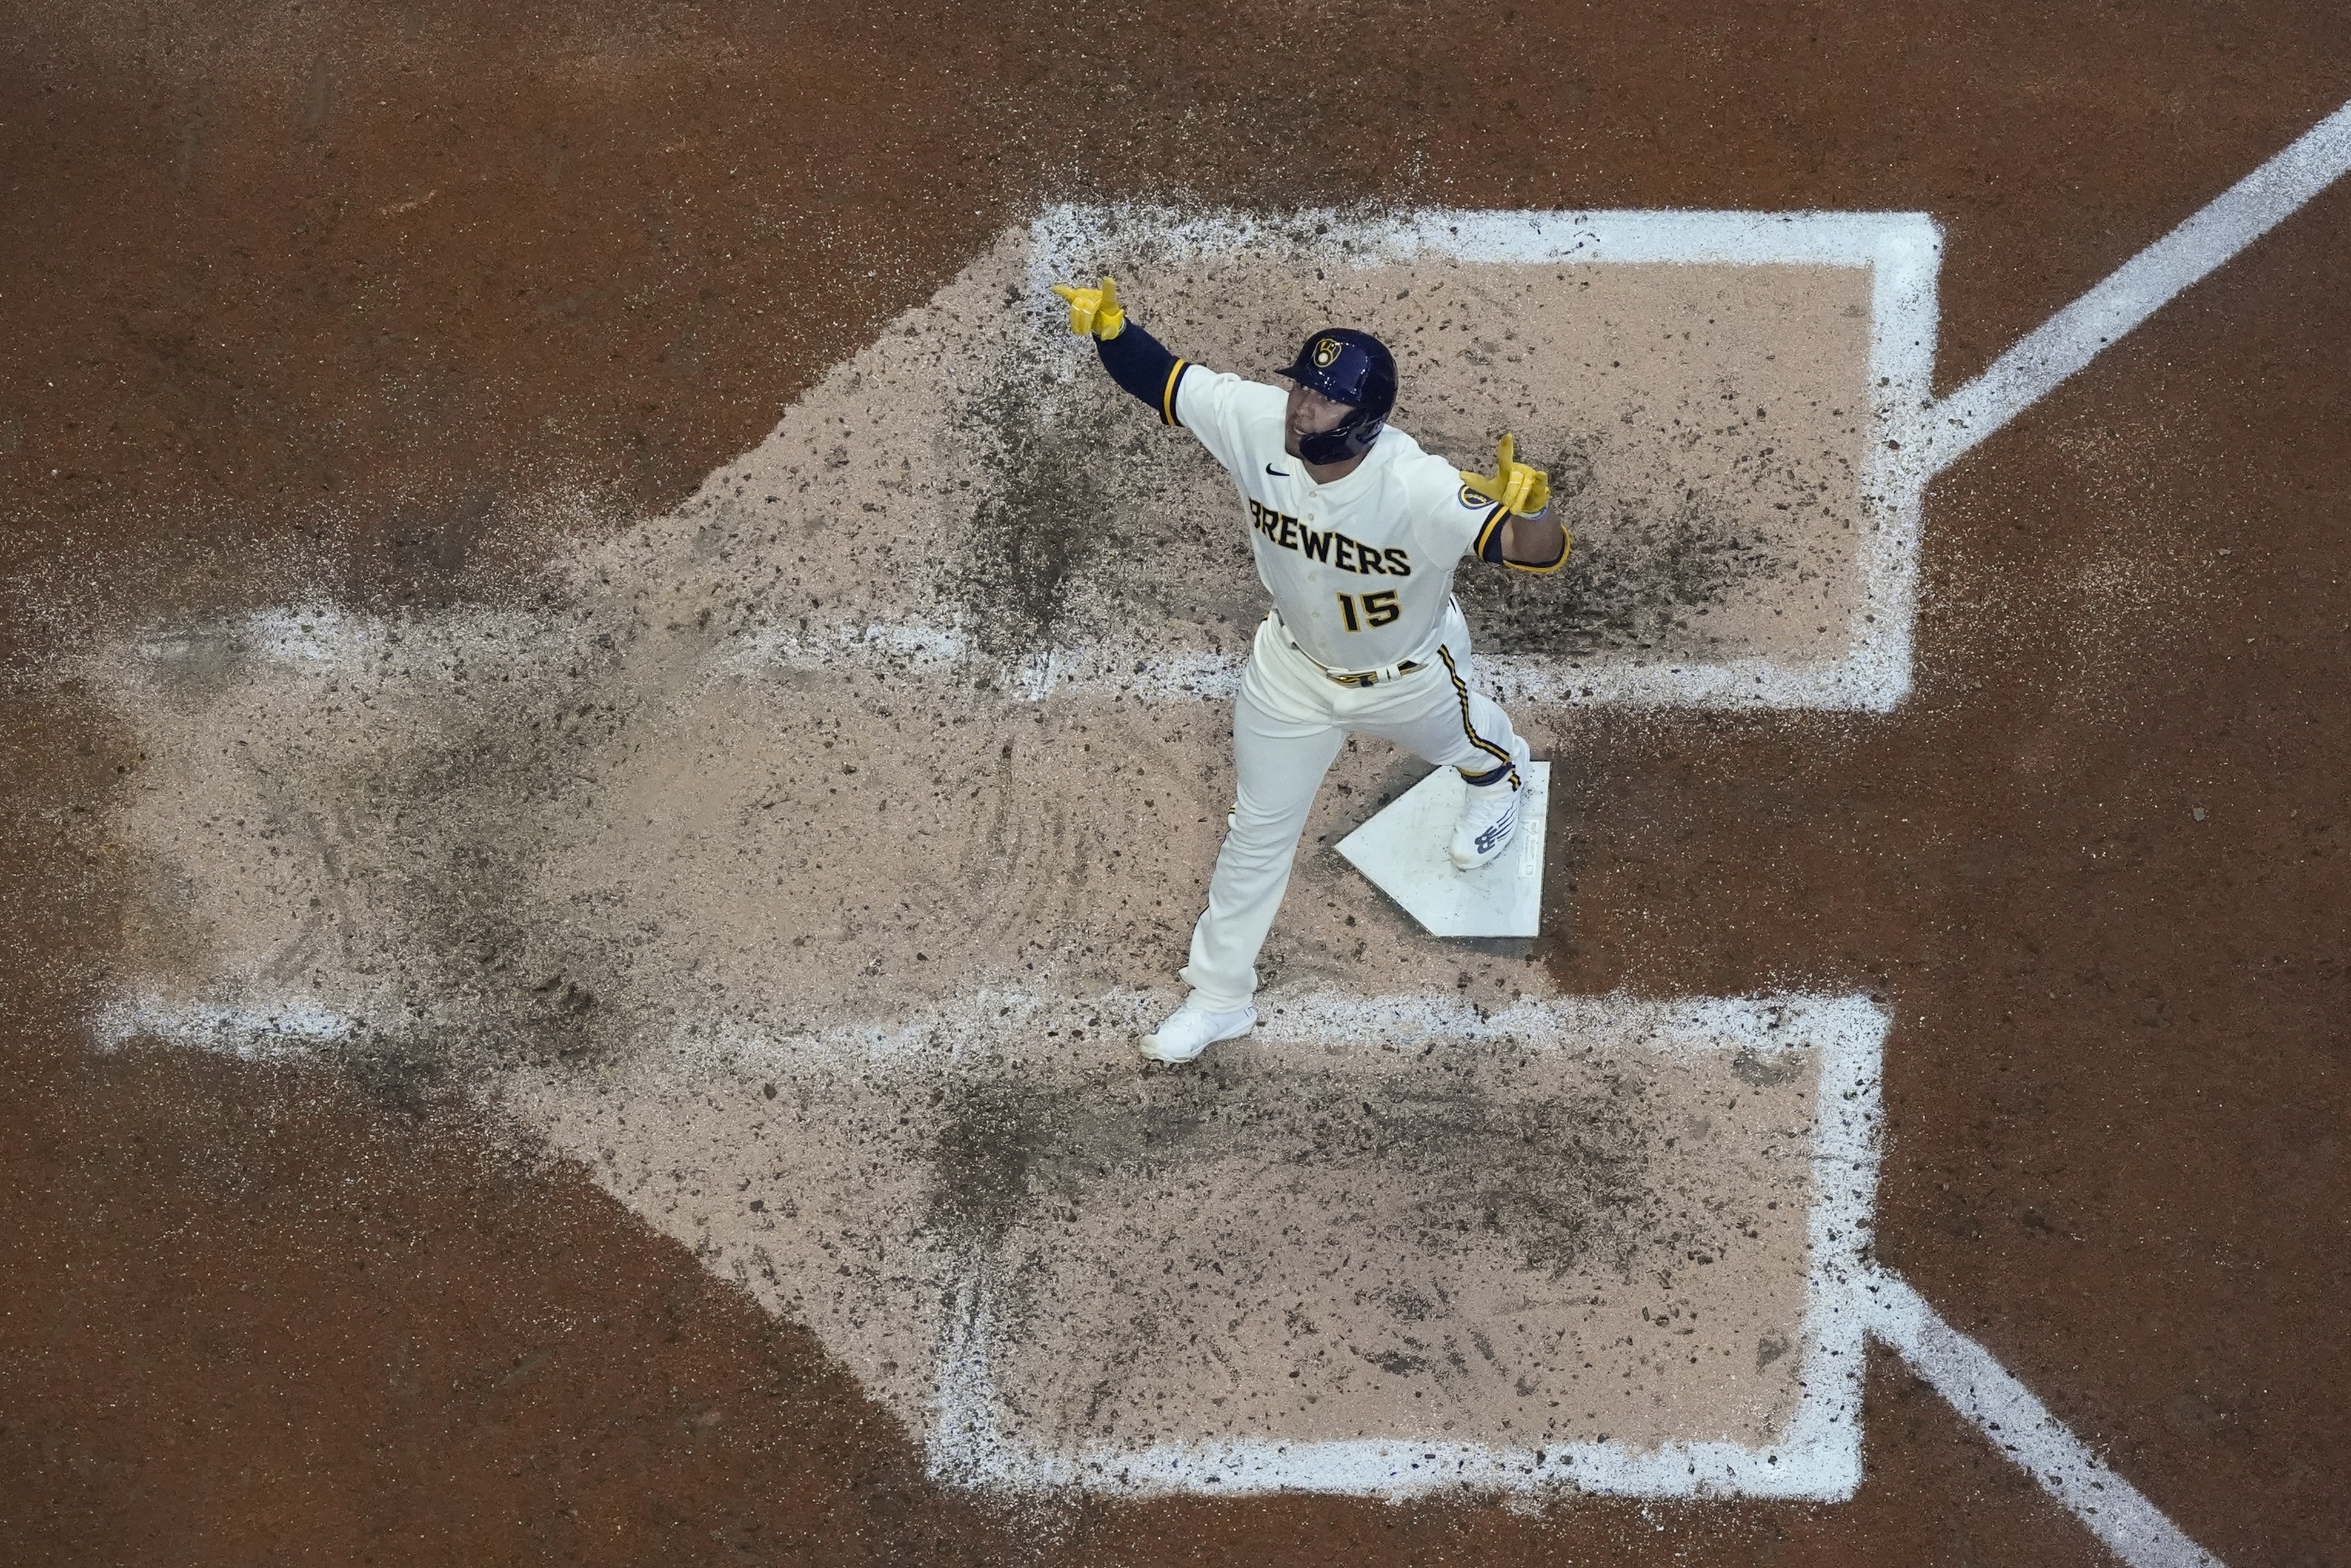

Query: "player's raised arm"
left=1050, top=274, right=1192, bottom=427
left=1462, top=432, right=1569, bottom=574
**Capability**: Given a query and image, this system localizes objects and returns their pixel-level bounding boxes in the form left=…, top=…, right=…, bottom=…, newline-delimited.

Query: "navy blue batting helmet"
left=1276, top=328, right=1397, bottom=465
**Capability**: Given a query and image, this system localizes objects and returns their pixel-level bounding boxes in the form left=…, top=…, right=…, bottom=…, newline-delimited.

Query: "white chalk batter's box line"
left=920, top=989, right=1889, bottom=1501
left=1015, top=204, right=1939, bottom=714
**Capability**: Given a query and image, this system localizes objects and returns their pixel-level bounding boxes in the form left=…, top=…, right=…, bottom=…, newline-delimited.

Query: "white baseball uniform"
left=1165, top=362, right=1554, bottom=1011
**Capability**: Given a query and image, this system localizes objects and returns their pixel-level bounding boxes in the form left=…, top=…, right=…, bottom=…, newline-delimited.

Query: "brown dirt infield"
left=3, top=3, right=2346, bottom=1564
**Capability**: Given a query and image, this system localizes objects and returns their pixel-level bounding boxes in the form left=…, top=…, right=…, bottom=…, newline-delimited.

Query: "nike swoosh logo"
left=1265, top=463, right=1291, bottom=477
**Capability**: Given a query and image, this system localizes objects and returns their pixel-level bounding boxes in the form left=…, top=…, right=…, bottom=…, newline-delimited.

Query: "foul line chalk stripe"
left=1863, top=1271, right=2226, bottom=1567
left=1923, top=97, right=2351, bottom=475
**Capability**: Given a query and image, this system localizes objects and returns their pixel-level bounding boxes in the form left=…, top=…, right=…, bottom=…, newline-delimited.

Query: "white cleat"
left=1449, top=737, right=1534, bottom=871
left=1139, top=1002, right=1257, bottom=1065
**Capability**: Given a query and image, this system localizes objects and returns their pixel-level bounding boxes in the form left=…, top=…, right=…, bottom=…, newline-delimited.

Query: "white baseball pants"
left=1178, top=602, right=1525, bottom=1012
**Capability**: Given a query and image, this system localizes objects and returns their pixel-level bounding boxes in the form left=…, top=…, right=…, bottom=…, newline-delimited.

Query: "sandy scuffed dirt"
left=91, top=219, right=1878, bottom=1492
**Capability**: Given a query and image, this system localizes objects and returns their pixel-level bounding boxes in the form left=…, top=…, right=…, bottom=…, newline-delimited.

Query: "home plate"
left=1335, top=763, right=1549, bottom=938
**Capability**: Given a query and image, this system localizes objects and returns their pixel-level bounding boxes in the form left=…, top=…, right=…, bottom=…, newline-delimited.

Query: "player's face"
left=1283, top=384, right=1353, bottom=457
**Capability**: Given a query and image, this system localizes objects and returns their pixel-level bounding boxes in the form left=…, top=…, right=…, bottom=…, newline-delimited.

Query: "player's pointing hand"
left=1049, top=275, right=1127, bottom=339
left=1460, top=432, right=1551, bottom=516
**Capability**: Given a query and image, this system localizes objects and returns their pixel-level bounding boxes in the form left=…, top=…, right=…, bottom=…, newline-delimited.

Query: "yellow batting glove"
left=1509, top=441, right=1552, bottom=516
left=1048, top=274, right=1126, bottom=339
left=1460, top=433, right=1551, bottom=516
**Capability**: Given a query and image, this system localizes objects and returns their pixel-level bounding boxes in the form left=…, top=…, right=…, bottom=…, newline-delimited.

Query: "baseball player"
left=1049, top=274, right=1568, bottom=1065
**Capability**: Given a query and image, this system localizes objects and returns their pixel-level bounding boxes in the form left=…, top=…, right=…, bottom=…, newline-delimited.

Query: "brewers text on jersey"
left=1246, top=499, right=1414, bottom=577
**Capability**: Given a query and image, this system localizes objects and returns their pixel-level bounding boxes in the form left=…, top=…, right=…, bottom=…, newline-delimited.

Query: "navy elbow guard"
left=1096, top=322, right=1189, bottom=425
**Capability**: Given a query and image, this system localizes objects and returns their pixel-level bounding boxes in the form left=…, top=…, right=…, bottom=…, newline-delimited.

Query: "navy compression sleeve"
left=1094, top=322, right=1189, bottom=426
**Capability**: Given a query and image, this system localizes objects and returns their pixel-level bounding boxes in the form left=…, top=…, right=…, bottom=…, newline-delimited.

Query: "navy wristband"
left=1096, top=322, right=1188, bottom=425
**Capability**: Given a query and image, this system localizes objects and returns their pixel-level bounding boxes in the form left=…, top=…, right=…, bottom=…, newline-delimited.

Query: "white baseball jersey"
left=1171, top=367, right=1505, bottom=671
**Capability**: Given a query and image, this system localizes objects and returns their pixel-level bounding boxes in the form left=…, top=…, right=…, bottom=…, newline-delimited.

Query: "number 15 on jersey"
left=1336, top=590, right=1400, bottom=632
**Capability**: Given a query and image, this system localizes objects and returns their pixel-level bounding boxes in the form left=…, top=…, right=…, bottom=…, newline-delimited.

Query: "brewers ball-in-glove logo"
left=1312, top=336, right=1343, bottom=368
